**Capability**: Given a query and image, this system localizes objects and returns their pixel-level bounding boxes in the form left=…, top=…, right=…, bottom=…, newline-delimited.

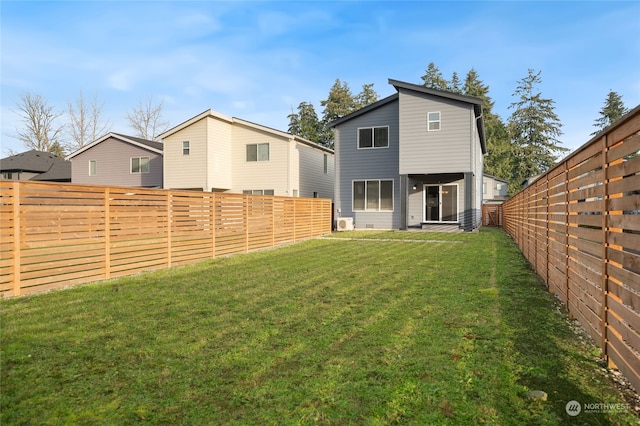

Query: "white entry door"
left=423, top=184, right=459, bottom=223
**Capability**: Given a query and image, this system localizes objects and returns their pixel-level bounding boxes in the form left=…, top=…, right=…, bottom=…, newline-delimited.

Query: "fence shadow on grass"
left=495, top=232, right=632, bottom=425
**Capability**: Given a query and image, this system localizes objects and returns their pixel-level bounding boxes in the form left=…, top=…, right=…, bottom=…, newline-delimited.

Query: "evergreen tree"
left=321, top=79, right=356, bottom=123
left=463, top=68, right=513, bottom=183
left=592, top=90, right=628, bottom=135
left=507, top=69, right=567, bottom=195
left=421, top=62, right=449, bottom=90
left=289, top=80, right=379, bottom=149
left=354, top=83, right=379, bottom=109
left=319, top=79, right=355, bottom=147
left=287, top=102, right=322, bottom=143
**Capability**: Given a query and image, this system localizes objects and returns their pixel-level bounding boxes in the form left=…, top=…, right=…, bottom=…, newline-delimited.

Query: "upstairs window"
left=246, top=143, right=270, bottom=162
left=89, top=160, right=97, bottom=176
left=324, top=154, right=328, bottom=173
left=182, top=141, right=190, bottom=156
left=427, top=112, right=441, bottom=131
left=358, top=126, right=389, bottom=149
left=131, top=157, right=150, bottom=174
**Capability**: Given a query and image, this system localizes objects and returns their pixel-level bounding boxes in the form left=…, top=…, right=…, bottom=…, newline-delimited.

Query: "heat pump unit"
left=337, top=217, right=354, bottom=231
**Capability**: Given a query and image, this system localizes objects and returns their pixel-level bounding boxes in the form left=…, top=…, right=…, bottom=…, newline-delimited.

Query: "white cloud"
left=108, top=70, right=138, bottom=92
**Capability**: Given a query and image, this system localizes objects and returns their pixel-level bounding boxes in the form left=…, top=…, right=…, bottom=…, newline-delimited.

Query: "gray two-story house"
left=330, top=79, right=486, bottom=231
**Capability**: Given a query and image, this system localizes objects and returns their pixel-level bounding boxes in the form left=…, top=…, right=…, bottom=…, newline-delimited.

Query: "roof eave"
left=328, top=93, right=399, bottom=128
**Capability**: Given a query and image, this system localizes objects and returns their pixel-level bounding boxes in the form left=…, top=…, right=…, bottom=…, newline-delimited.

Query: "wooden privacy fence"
left=0, top=182, right=332, bottom=298
left=502, top=105, right=640, bottom=391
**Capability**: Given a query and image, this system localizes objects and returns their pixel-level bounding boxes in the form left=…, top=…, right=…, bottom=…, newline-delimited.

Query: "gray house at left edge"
left=66, top=132, right=163, bottom=188
left=330, top=79, right=486, bottom=231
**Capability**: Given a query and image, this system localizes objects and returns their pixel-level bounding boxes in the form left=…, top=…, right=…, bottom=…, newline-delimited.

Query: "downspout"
left=287, top=137, right=291, bottom=196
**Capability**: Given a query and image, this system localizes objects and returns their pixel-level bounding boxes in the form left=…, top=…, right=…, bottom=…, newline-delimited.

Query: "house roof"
left=329, top=78, right=487, bottom=154
left=483, top=174, right=509, bottom=184
left=157, top=109, right=334, bottom=155
left=65, top=132, right=163, bottom=160
left=0, top=150, right=71, bottom=181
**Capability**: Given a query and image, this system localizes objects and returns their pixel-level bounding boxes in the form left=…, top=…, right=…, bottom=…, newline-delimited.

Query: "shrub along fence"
left=502, top=105, right=640, bottom=391
left=0, top=182, right=332, bottom=298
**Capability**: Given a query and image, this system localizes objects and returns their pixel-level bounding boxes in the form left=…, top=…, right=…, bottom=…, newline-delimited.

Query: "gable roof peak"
left=388, top=78, right=483, bottom=105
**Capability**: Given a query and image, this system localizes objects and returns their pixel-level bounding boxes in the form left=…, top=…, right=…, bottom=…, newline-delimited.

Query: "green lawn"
left=1, top=228, right=636, bottom=425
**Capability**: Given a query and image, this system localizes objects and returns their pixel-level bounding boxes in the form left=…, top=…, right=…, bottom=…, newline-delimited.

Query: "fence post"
left=104, top=188, right=111, bottom=280
left=244, top=194, right=249, bottom=252
left=167, top=191, right=172, bottom=268
left=12, top=182, right=21, bottom=296
left=601, top=133, right=613, bottom=367
left=271, top=197, right=276, bottom=248
left=211, top=193, right=216, bottom=259
left=545, top=174, right=550, bottom=286
left=564, top=161, right=571, bottom=318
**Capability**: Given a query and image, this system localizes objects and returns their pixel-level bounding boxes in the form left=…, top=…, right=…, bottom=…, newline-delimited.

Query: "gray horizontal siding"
left=335, top=99, right=400, bottom=229
left=398, top=90, right=474, bottom=174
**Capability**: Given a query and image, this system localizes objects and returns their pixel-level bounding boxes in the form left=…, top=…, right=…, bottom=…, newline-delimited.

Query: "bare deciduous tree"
left=13, top=92, right=65, bottom=155
left=67, top=90, right=111, bottom=151
left=126, top=96, right=170, bottom=140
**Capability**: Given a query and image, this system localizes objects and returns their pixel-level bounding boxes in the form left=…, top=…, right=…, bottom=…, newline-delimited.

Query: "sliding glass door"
left=423, top=184, right=458, bottom=223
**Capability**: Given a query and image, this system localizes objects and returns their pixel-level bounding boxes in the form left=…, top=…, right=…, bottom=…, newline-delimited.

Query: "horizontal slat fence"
left=503, top=105, right=640, bottom=392
left=0, top=182, right=331, bottom=298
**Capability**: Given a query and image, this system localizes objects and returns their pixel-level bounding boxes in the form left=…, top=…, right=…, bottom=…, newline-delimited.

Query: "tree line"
left=11, top=63, right=630, bottom=196
left=10, top=92, right=170, bottom=157
left=287, top=63, right=630, bottom=195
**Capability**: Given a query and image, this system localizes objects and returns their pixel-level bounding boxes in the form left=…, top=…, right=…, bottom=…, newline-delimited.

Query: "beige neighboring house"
left=482, top=174, right=509, bottom=203
left=159, top=109, right=334, bottom=199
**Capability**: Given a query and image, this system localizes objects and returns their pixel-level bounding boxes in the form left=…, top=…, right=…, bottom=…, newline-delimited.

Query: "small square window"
left=131, top=157, right=150, bottom=173
left=427, top=112, right=441, bottom=131
left=246, top=143, right=269, bottom=162
left=182, top=141, right=190, bottom=156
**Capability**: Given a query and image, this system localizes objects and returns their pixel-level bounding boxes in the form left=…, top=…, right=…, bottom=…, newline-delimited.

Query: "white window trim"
left=89, top=160, right=97, bottom=176
left=427, top=111, right=441, bottom=132
left=357, top=126, right=390, bottom=150
left=352, top=179, right=394, bottom=212
left=130, top=156, right=150, bottom=174
left=423, top=183, right=459, bottom=223
left=246, top=143, right=270, bottom=162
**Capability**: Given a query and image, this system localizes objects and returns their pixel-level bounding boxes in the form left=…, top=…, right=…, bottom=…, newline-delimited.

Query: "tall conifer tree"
left=592, top=90, right=628, bottom=135
left=507, top=69, right=567, bottom=194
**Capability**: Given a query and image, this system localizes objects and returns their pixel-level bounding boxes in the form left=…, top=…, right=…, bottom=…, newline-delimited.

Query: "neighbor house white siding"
left=206, top=116, right=232, bottom=191
left=297, top=142, right=334, bottom=199
left=162, top=110, right=334, bottom=198
left=163, top=117, right=210, bottom=190
left=230, top=124, right=291, bottom=195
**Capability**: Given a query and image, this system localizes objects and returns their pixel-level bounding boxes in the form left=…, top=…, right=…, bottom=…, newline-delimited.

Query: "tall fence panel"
left=502, top=106, right=640, bottom=391
left=0, top=182, right=332, bottom=298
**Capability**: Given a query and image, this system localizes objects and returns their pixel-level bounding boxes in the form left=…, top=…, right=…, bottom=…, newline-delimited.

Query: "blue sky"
left=2, top=1, right=639, bottom=156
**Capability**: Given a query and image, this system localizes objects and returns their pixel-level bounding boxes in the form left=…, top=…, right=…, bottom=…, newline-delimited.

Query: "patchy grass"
left=1, top=228, right=636, bottom=424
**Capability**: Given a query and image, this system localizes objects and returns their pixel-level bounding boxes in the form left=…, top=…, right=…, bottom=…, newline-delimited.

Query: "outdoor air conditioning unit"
left=337, top=217, right=354, bottom=231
